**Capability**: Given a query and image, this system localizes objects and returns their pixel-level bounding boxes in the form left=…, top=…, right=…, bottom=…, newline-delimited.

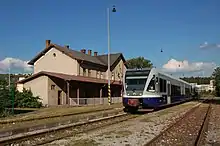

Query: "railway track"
left=0, top=112, right=140, bottom=146
left=145, top=99, right=212, bottom=146
left=0, top=106, right=123, bottom=125
left=0, top=107, right=124, bottom=138
left=195, top=102, right=212, bottom=146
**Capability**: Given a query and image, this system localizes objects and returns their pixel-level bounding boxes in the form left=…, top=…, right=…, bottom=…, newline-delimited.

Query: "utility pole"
left=8, top=60, right=11, bottom=91
left=8, top=60, right=14, bottom=114
left=107, top=5, right=116, bottom=105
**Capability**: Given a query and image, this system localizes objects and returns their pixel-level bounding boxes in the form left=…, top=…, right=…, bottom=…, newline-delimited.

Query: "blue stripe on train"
left=123, top=95, right=190, bottom=108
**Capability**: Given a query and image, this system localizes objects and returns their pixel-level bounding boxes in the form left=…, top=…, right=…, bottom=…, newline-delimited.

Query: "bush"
left=15, top=88, right=43, bottom=108
left=0, top=78, right=43, bottom=117
left=0, top=84, right=11, bottom=114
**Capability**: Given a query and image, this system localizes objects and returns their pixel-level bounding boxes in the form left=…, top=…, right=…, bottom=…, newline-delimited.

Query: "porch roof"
left=17, top=71, right=122, bottom=85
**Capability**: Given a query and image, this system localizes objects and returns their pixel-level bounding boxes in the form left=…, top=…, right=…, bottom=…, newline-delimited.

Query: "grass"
left=0, top=106, right=123, bottom=131
left=0, top=103, right=123, bottom=124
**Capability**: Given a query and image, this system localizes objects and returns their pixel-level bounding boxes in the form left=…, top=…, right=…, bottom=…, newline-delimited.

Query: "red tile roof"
left=17, top=71, right=122, bottom=85
left=28, top=44, right=128, bottom=69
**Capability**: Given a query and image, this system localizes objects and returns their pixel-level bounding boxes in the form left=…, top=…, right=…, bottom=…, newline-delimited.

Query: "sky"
left=0, top=0, right=220, bottom=77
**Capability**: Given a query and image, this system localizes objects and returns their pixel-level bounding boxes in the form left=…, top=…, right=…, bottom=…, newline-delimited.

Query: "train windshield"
left=125, top=77, right=147, bottom=91
left=124, top=69, right=150, bottom=92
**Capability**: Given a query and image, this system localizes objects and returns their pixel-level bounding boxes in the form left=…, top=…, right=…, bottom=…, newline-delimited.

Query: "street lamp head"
left=112, top=5, right=116, bottom=12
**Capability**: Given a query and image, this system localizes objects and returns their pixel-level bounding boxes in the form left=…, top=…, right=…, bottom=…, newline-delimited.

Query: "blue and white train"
left=122, top=67, right=193, bottom=111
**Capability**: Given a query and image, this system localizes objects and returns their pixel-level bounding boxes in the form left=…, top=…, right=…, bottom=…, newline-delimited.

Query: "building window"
left=83, top=68, right=86, bottom=76
left=88, top=69, right=91, bottom=77
left=51, top=85, right=55, bottom=90
left=118, top=72, right=120, bottom=78
left=53, top=53, right=56, bottom=57
left=112, top=72, right=115, bottom=80
left=78, top=65, right=81, bottom=75
left=96, top=71, right=100, bottom=78
left=100, top=72, right=103, bottom=79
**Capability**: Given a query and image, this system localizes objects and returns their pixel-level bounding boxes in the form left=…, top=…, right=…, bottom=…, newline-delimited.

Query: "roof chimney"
left=65, top=45, right=69, bottom=49
left=88, top=50, right=92, bottom=56
left=81, top=49, right=86, bottom=54
left=94, top=52, right=98, bottom=56
left=46, top=40, right=51, bottom=48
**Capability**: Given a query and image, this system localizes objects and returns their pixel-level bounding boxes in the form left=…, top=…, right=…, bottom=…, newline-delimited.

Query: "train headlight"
left=139, top=93, right=142, bottom=96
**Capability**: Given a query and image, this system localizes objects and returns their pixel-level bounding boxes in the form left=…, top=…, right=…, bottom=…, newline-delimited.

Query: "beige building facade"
left=17, top=40, right=127, bottom=106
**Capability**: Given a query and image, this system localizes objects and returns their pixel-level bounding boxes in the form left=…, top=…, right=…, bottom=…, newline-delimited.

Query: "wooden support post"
left=100, top=87, right=102, bottom=104
left=121, top=84, right=123, bottom=103
left=77, top=87, right=80, bottom=105
left=66, top=81, right=70, bottom=105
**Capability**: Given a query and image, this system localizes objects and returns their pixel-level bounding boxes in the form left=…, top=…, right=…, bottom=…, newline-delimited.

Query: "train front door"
left=167, top=81, right=171, bottom=104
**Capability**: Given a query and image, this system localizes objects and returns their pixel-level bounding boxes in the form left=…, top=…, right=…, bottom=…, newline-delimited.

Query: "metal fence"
left=69, top=97, right=122, bottom=106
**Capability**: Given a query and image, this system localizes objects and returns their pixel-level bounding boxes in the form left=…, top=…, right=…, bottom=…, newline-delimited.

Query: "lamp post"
left=8, top=60, right=11, bottom=91
left=8, top=60, right=14, bottom=114
left=107, top=5, right=116, bottom=105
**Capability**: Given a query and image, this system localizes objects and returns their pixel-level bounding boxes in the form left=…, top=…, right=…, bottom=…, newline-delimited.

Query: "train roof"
left=126, top=67, right=152, bottom=72
left=153, top=68, right=191, bottom=85
left=125, top=67, right=191, bottom=86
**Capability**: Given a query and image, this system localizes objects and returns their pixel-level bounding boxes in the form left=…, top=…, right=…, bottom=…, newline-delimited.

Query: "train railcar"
left=122, top=67, right=193, bottom=112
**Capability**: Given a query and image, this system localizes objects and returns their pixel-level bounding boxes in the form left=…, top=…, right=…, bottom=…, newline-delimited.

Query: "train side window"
left=159, top=78, right=167, bottom=92
left=185, top=87, right=190, bottom=96
left=171, top=85, right=181, bottom=96
left=159, top=78, right=163, bottom=92
left=163, top=80, right=167, bottom=92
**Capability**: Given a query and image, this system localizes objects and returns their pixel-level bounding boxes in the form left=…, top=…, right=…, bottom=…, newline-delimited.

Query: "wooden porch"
left=49, top=76, right=123, bottom=106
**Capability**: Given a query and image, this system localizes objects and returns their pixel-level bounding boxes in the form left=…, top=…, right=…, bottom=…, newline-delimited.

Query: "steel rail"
left=0, top=112, right=138, bottom=146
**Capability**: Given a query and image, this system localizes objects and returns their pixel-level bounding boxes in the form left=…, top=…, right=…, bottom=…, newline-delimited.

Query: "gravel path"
left=205, top=104, right=220, bottom=146
left=43, top=101, right=200, bottom=146
left=147, top=103, right=209, bottom=146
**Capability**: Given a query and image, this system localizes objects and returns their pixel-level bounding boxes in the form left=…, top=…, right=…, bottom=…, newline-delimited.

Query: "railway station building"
left=17, top=40, right=127, bottom=106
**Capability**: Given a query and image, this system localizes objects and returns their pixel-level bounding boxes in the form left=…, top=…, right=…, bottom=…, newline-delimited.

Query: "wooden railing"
left=69, top=97, right=122, bottom=106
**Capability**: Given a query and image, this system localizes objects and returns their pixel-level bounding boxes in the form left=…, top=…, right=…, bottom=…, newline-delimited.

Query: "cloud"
left=199, top=41, right=220, bottom=49
left=162, top=58, right=216, bottom=76
left=0, top=57, right=33, bottom=74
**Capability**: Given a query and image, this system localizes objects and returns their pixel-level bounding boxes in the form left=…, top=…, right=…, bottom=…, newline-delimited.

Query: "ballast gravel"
left=147, top=103, right=209, bottom=146
left=44, top=101, right=200, bottom=146
left=205, top=104, right=220, bottom=146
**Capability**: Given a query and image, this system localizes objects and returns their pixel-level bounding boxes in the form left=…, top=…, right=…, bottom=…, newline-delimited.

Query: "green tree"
left=212, top=67, right=220, bottom=96
left=180, top=76, right=212, bottom=84
left=15, top=88, right=42, bottom=108
left=0, top=79, right=10, bottom=116
left=126, top=57, right=153, bottom=69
